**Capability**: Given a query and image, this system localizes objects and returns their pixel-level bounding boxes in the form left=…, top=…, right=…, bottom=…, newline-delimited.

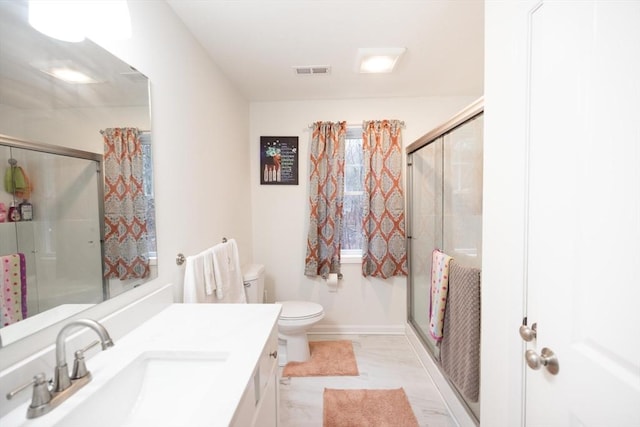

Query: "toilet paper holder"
left=321, top=272, right=343, bottom=280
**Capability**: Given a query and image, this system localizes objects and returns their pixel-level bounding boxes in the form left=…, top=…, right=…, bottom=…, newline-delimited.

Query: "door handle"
left=525, top=347, right=559, bottom=375
left=519, top=322, right=537, bottom=342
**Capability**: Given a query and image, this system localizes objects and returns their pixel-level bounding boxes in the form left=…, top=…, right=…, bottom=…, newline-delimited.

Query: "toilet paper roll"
left=326, top=273, right=338, bottom=291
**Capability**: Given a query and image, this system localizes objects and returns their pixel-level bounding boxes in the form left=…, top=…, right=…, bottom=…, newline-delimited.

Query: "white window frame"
left=341, top=126, right=364, bottom=262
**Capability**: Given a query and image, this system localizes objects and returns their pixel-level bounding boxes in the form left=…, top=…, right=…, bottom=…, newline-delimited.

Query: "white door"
left=523, top=1, right=640, bottom=425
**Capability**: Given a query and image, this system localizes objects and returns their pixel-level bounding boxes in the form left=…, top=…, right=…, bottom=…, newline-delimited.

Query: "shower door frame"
left=0, top=134, right=107, bottom=302
left=405, top=97, right=484, bottom=423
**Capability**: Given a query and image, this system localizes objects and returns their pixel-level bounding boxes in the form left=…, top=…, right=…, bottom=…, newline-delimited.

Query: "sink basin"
left=54, top=350, right=229, bottom=427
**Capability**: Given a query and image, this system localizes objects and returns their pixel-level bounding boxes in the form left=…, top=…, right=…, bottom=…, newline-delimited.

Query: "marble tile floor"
left=278, top=334, right=455, bottom=427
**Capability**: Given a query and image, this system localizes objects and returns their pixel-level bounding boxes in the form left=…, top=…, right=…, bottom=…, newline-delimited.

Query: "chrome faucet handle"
left=6, top=373, right=52, bottom=417
left=71, top=340, right=100, bottom=380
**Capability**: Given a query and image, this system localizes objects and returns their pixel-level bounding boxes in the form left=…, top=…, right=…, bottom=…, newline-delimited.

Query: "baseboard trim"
left=405, top=323, right=478, bottom=427
left=309, top=324, right=405, bottom=335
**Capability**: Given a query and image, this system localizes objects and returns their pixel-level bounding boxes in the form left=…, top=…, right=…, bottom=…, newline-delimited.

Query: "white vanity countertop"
left=1, top=303, right=282, bottom=427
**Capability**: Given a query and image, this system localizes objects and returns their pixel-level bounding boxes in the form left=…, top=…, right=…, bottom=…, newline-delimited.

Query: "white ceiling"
left=166, top=0, right=485, bottom=102
left=0, top=0, right=149, bottom=110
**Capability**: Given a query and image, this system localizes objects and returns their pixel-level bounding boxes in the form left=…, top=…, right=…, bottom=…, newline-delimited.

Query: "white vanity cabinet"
left=231, top=323, right=279, bottom=427
left=0, top=304, right=282, bottom=427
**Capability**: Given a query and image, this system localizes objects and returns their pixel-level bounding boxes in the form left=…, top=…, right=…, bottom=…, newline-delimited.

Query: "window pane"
left=342, top=192, right=363, bottom=250
left=344, top=137, right=363, bottom=192
left=342, top=132, right=364, bottom=251
left=140, top=132, right=157, bottom=256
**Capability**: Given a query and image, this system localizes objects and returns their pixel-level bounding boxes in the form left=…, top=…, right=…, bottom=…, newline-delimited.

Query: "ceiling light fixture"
left=47, top=67, right=99, bottom=84
left=28, top=0, right=85, bottom=42
left=27, top=0, right=132, bottom=43
left=357, top=48, right=406, bottom=74
left=32, top=60, right=101, bottom=84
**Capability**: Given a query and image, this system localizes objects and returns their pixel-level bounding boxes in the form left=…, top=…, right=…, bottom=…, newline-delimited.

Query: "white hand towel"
left=226, top=239, right=245, bottom=303
left=211, top=239, right=246, bottom=303
left=203, top=248, right=217, bottom=296
left=183, top=255, right=198, bottom=303
left=211, top=243, right=228, bottom=299
left=183, top=251, right=216, bottom=303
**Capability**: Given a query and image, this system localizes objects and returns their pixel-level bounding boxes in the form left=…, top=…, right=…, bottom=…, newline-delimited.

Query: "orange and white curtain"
left=361, top=120, right=408, bottom=278
left=304, top=121, right=346, bottom=276
left=102, top=127, right=150, bottom=280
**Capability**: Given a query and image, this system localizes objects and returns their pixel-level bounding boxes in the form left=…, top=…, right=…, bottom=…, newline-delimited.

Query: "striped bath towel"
left=1, top=253, right=27, bottom=326
left=429, top=249, right=453, bottom=342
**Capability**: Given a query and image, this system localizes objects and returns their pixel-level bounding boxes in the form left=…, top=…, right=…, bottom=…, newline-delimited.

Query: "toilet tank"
left=243, top=264, right=265, bottom=303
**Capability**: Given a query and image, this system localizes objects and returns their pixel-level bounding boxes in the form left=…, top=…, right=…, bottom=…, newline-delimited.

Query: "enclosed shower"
left=406, top=99, right=483, bottom=421
left=0, top=135, right=105, bottom=334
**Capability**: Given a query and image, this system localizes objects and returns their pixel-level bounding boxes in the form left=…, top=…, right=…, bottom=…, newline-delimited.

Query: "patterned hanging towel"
left=1, top=253, right=27, bottom=326
left=429, top=249, right=453, bottom=342
left=440, top=260, right=482, bottom=402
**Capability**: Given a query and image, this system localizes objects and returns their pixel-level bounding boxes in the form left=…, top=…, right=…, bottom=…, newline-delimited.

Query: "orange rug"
left=323, top=388, right=419, bottom=427
left=282, top=340, right=359, bottom=377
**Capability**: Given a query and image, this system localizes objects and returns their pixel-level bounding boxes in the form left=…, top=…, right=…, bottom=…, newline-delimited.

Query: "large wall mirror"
left=0, top=1, right=156, bottom=348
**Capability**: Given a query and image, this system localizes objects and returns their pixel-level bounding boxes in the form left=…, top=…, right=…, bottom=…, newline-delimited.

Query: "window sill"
left=341, top=251, right=362, bottom=264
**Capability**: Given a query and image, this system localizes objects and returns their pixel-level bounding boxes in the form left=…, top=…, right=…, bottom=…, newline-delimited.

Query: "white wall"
left=0, top=105, right=25, bottom=138
left=0, top=106, right=149, bottom=152
left=250, top=96, right=476, bottom=332
left=482, top=1, right=533, bottom=426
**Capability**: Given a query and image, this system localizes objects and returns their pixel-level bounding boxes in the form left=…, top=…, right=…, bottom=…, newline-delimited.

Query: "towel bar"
left=176, top=253, right=185, bottom=266
left=177, top=238, right=228, bottom=266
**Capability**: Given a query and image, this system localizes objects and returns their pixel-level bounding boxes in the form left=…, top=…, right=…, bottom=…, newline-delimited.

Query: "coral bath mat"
left=323, top=387, right=419, bottom=427
left=282, top=340, right=359, bottom=377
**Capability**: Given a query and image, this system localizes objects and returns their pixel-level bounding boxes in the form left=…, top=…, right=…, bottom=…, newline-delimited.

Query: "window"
left=140, top=132, right=157, bottom=259
left=341, top=126, right=364, bottom=257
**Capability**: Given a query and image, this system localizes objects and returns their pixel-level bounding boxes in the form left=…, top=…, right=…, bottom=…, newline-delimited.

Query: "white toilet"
left=243, top=264, right=325, bottom=366
left=243, top=264, right=267, bottom=304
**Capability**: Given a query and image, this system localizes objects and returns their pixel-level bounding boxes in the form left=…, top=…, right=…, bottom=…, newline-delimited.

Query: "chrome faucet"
left=53, top=319, right=114, bottom=392
left=6, top=318, right=114, bottom=419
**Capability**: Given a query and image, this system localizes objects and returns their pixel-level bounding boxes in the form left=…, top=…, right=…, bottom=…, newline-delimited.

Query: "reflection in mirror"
left=0, top=137, right=105, bottom=345
left=0, top=0, right=155, bottom=347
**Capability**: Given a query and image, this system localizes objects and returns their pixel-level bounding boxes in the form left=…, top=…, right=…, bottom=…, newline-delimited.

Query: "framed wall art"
left=260, top=136, right=298, bottom=185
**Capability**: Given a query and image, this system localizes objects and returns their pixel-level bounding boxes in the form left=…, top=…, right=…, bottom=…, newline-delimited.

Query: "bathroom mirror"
left=0, top=1, right=155, bottom=347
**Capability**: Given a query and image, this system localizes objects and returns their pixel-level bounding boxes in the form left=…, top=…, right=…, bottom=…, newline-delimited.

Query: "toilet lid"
left=278, top=301, right=324, bottom=320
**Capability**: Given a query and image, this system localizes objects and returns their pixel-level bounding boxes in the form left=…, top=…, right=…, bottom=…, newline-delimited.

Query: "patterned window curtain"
left=361, top=120, right=408, bottom=278
left=102, top=127, right=150, bottom=280
left=304, top=121, right=347, bottom=276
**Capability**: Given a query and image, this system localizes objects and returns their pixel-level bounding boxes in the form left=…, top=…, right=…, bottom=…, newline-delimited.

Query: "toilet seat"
left=278, top=301, right=324, bottom=320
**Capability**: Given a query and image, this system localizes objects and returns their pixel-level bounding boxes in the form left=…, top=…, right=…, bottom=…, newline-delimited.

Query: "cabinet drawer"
left=257, top=325, right=278, bottom=400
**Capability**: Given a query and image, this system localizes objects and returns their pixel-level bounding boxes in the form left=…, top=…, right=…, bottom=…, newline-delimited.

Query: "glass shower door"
left=442, top=114, right=484, bottom=269
left=408, top=136, right=443, bottom=357
left=11, top=146, right=104, bottom=316
left=407, top=109, right=483, bottom=421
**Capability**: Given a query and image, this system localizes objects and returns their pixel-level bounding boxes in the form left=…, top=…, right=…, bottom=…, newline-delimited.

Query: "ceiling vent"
left=294, top=66, right=331, bottom=75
